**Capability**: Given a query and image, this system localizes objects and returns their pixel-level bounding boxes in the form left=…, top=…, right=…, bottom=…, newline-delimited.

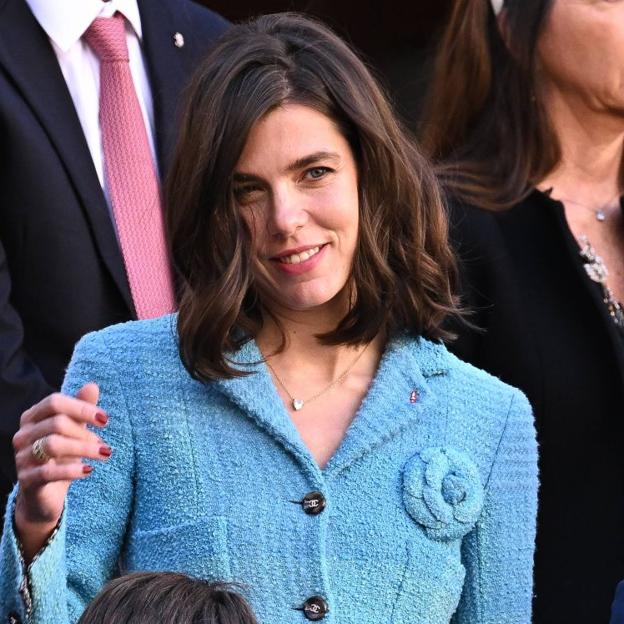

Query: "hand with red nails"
left=11, top=382, right=111, bottom=563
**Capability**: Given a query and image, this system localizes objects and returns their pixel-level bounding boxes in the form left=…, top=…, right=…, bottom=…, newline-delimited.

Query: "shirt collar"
left=25, top=0, right=143, bottom=53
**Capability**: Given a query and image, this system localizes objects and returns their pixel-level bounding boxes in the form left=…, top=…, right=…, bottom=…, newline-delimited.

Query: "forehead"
left=235, top=104, right=352, bottom=174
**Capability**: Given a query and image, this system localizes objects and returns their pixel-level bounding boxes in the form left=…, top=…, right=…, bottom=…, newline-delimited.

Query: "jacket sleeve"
left=453, top=390, right=538, bottom=624
left=0, top=330, right=134, bottom=624
left=0, top=238, right=55, bottom=493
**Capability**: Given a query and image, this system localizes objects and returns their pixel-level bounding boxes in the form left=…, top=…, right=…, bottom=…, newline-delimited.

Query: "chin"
left=277, top=283, right=348, bottom=313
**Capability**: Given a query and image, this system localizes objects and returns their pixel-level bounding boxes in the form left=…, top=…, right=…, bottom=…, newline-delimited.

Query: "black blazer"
left=448, top=190, right=624, bottom=624
left=0, top=0, right=228, bottom=501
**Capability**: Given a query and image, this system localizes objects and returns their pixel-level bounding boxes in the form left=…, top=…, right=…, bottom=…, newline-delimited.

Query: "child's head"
left=77, top=572, right=258, bottom=624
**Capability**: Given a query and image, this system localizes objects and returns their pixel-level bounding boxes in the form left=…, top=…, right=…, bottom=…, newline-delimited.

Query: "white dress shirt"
left=25, top=0, right=158, bottom=203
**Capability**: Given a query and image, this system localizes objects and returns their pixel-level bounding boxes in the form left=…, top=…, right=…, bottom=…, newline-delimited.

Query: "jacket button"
left=302, top=491, right=326, bottom=515
left=303, top=595, right=329, bottom=620
left=8, top=613, right=21, bottom=624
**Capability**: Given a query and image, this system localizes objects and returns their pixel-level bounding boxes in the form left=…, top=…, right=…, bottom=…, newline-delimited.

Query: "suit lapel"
left=0, top=0, right=133, bottom=312
left=138, top=0, right=194, bottom=176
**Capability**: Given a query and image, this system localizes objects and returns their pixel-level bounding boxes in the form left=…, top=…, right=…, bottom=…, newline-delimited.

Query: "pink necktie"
left=84, top=13, right=175, bottom=319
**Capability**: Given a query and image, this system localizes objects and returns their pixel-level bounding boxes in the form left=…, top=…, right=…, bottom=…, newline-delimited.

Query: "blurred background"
left=197, top=1, right=453, bottom=131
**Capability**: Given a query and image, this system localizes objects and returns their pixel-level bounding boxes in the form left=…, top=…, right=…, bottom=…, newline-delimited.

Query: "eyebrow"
left=286, top=151, right=341, bottom=173
left=233, top=151, right=341, bottom=183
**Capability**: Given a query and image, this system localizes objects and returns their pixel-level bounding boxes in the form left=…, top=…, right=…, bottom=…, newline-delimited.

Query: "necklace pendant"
left=292, top=398, right=304, bottom=411
left=596, top=210, right=606, bottom=222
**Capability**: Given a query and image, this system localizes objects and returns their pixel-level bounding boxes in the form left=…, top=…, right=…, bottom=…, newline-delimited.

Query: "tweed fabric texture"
left=0, top=315, right=537, bottom=623
left=83, top=14, right=175, bottom=319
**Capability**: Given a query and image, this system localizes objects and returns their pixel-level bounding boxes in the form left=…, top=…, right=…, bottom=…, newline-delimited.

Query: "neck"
left=538, top=83, right=624, bottom=204
left=255, top=302, right=383, bottom=383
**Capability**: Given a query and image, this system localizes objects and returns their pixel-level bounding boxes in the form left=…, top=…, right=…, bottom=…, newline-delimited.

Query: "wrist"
left=13, top=492, right=61, bottom=564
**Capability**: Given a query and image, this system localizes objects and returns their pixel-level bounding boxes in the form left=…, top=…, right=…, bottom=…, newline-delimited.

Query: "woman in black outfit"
left=421, top=1, right=624, bottom=622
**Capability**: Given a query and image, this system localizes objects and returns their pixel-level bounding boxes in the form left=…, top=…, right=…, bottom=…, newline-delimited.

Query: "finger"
left=29, top=414, right=103, bottom=445
left=38, top=434, right=111, bottom=463
left=19, top=462, right=94, bottom=489
left=76, top=382, right=99, bottom=406
left=13, top=414, right=103, bottom=454
left=20, top=390, right=107, bottom=427
left=16, top=435, right=111, bottom=471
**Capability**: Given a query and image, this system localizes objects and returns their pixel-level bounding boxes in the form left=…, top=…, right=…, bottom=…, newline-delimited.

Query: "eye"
left=305, top=166, right=332, bottom=181
left=234, top=184, right=264, bottom=206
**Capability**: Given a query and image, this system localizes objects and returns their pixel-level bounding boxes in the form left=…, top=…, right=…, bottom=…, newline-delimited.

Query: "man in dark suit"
left=0, top=0, right=228, bottom=506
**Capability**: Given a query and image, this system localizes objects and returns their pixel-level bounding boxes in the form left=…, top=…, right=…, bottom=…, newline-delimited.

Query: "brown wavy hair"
left=165, top=13, right=460, bottom=381
left=420, top=0, right=557, bottom=210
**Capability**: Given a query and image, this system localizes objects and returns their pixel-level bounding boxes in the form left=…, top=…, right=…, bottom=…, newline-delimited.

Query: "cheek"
left=317, top=181, right=360, bottom=238
left=538, top=9, right=624, bottom=91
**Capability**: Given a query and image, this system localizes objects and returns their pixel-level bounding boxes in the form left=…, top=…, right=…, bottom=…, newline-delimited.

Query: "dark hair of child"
left=77, top=572, right=259, bottom=624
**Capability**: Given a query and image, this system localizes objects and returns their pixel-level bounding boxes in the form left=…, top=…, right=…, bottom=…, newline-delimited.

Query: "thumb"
left=76, top=382, right=100, bottom=406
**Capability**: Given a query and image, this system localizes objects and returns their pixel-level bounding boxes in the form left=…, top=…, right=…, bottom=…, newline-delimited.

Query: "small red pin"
left=410, top=390, right=419, bottom=403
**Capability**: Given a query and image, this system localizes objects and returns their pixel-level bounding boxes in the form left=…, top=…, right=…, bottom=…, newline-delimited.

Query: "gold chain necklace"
left=265, top=343, right=371, bottom=411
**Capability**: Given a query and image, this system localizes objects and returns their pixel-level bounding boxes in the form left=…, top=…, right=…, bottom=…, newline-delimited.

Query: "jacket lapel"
left=0, top=0, right=133, bottom=312
left=138, top=0, right=197, bottom=176
left=324, top=336, right=450, bottom=478
left=212, top=340, right=323, bottom=480
left=213, top=336, right=450, bottom=480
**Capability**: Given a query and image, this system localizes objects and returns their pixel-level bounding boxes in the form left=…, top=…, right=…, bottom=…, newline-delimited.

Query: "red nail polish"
left=83, top=464, right=93, bottom=474
left=95, top=411, right=108, bottom=425
left=99, top=446, right=112, bottom=457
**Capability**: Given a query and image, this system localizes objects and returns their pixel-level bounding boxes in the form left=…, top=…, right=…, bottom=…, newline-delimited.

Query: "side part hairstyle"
left=166, top=12, right=460, bottom=381
left=420, top=0, right=556, bottom=210
left=77, top=573, right=258, bottom=624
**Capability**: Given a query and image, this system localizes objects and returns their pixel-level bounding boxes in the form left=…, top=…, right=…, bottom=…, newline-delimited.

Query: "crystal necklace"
left=558, top=193, right=621, bottom=223
left=265, top=342, right=371, bottom=411
left=578, top=235, right=624, bottom=327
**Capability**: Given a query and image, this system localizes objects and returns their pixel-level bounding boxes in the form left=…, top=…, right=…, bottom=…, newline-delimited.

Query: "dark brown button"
left=303, top=595, right=329, bottom=621
left=302, top=491, right=326, bottom=515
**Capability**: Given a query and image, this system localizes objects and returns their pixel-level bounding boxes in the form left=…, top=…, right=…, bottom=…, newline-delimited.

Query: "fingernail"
left=95, top=411, right=108, bottom=425
left=83, top=465, right=93, bottom=474
left=99, top=445, right=112, bottom=458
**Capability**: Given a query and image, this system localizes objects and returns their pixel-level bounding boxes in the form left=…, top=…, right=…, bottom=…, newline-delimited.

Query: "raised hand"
left=12, top=383, right=111, bottom=562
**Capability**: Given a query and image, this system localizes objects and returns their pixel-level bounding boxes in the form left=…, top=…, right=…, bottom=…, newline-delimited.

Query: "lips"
left=276, top=245, right=322, bottom=264
left=269, top=243, right=328, bottom=275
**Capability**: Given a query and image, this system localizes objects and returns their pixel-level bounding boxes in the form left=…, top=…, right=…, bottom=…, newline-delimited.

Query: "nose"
left=267, top=185, right=308, bottom=239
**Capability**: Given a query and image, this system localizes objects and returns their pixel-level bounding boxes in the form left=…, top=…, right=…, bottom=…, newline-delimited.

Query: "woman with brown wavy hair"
left=421, top=1, right=624, bottom=621
left=1, top=12, right=536, bottom=624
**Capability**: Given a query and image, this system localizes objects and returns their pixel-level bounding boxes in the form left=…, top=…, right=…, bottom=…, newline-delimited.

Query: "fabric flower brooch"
left=402, top=447, right=484, bottom=541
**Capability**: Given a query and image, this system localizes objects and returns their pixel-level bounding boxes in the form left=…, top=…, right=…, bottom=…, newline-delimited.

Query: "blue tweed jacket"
left=0, top=315, right=537, bottom=624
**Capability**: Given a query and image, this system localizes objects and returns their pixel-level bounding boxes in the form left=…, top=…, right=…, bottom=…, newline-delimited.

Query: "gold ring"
left=31, top=436, right=51, bottom=464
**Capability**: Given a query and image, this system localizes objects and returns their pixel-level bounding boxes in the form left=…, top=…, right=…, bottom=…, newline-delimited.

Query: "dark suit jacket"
left=447, top=190, right=624, bottom=624
left=0, top=0, right=228, bottom=503
left=612, top=580, right=624, bottom=624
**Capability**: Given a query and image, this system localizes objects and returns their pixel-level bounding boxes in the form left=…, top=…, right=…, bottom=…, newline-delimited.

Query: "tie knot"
left=84, top=13, right=129, bottom=62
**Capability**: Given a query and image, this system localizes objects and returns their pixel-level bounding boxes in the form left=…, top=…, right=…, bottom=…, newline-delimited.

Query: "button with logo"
left=303, top=595, right=329, bottom=621
left=302, top=491, right=326, bottom=515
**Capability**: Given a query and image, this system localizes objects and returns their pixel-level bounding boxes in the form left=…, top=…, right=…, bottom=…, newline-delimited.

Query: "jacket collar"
left=212, top=335, right=450, bottom=479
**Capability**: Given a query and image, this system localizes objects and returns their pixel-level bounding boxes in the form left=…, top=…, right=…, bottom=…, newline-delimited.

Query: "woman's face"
left=536, top=0, right=624, bottom=115
left=233, top=104, right=360, bottom=315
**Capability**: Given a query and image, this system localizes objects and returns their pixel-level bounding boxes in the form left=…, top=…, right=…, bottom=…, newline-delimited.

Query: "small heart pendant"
left=292, top=399, right=304, bottom=411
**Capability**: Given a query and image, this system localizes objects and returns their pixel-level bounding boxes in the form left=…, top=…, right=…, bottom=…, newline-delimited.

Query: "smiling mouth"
left=274, top=245, right=325, bottom=265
